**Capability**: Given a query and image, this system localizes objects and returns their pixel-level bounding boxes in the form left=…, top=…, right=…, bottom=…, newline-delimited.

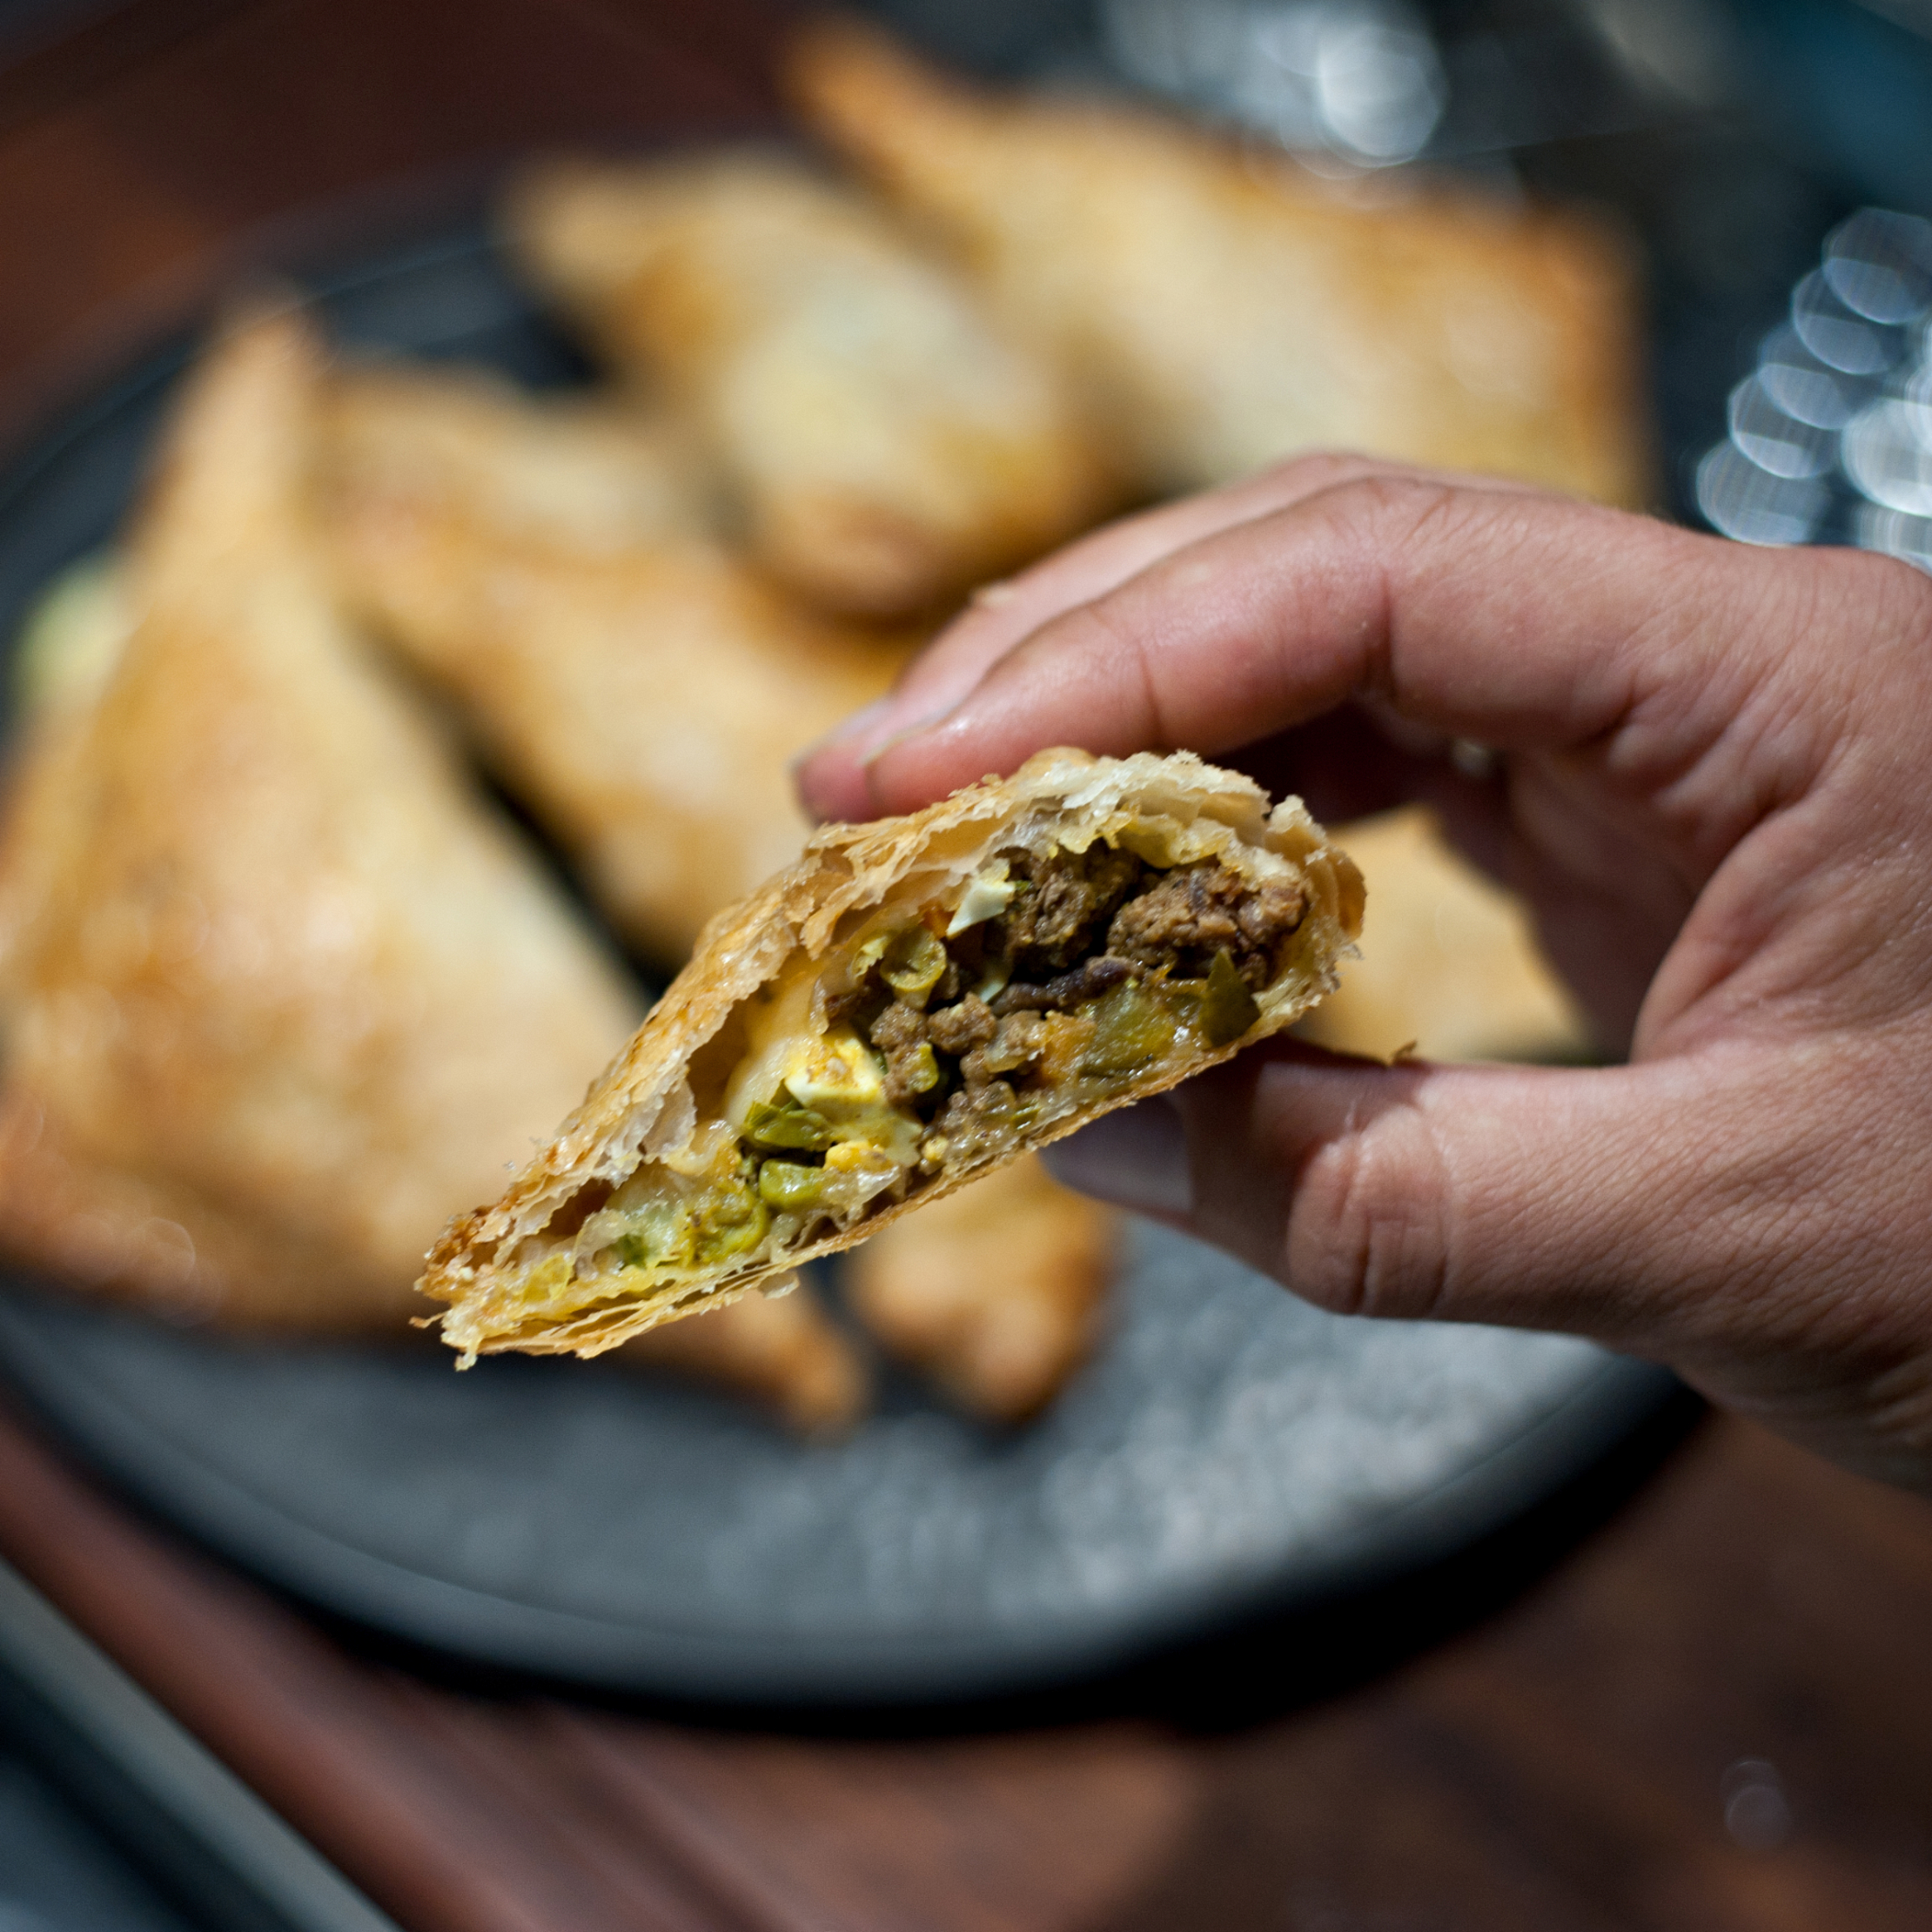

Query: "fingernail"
left=1042, top=1098, right=1192, bottom=1218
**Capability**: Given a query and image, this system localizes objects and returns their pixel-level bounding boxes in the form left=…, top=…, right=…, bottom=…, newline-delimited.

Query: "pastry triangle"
left=0, top=309, right=645, bottom=1330
left=789, top=22, right=1649, bottom=508
left=506, top=151, right=1117, bottom=615
left=846, top=1151, right=1115, bottom=1423
left=319, top=357, right=917, bottom=963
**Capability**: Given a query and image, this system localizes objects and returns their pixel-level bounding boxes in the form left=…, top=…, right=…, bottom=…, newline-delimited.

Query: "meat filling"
left=547, top=843, right=1317, bottom=1302
left=744, top=843, right=1304, bottom=1210
left=1107, top=862, right=1309, bottom=989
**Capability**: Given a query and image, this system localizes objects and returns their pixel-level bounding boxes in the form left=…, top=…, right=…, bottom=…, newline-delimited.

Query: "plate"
left=0, top=225, right=1681, bottom=1707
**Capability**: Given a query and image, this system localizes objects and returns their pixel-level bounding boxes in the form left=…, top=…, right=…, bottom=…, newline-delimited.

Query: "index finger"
left=860, top=473, right=1789, bottom=817
left=795, top=455, right=1548, bottom=822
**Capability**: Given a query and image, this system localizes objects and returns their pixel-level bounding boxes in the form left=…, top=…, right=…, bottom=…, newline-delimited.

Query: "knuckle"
left=1332, top=471, right=1465, bottom=544
left=1284, top=1102, right=1454, bottom=1321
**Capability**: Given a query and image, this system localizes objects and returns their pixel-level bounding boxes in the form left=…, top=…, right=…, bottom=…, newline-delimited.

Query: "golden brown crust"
left=319, top=364, right=919, bottom=961
left=788, top=20, right=1651, bottom=509
left=320, top=363, right=716, bottom=555
left=421, top=747, right=1362, bottom=1361
left=0, top=1084, right=390, bottom=1329
left=505, top=150, right=1121, bottom=615
left=0, top=309, right=644, bottom=1332
left=846, top=1152, right=1113, bottom=1423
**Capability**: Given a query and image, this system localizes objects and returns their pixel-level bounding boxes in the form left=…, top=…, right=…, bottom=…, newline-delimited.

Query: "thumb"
left=1046, top=1043, right=1766, bottom=1351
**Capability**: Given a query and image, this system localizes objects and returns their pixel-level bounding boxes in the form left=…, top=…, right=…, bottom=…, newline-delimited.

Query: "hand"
left=795, top=456, right=1932, bottom=1491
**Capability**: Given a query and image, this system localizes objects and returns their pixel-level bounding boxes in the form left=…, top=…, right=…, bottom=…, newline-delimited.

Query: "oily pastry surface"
left=507, top=151, right=1117, bottom=615
left=422, top=748, right=1363, bottom=1363
left=0, top=309, right=645, bottom=1330
left=789, top=22, right=1649, bottom=509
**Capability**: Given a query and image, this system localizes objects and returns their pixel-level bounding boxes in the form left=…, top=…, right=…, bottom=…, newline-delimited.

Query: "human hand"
left=795, top=456, right=1932, bottom=1490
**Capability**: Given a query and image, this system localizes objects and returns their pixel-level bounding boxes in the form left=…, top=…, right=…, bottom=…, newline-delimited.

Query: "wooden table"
left=3, top=3, right=1932, bottom=1926
left=3, top=1390, right=1932, bottom=1931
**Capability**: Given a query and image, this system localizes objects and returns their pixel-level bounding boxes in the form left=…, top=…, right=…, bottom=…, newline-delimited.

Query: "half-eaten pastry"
left=422, top=748, right=1364, bottom=1362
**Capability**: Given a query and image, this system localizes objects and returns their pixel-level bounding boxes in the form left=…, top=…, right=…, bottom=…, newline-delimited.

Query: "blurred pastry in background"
left=846, top=1153, right=1114, bottom=1423
left=0, top=309, right=642, bottom=1332
left=790, top=21, right=1649, bottom=509
left=618, top=1284, right=868, bottom=1437
left=0, top=317, right=870, bottom=1432
left=323, top=361, right=716, bottom=556
left=321, top=357, right=916, bottom=962
left=506, top=151, right=1117, bottom=617
left=1296, top=806, right=1591, bottom=1066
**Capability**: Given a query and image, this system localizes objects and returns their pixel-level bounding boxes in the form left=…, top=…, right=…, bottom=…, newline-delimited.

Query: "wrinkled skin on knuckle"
left=1633, top=1049, right=1932, bottom=1486
left=1300, top=471, right=1465, bottom=572
left=1280, top=1094, right=1454, bottom=1322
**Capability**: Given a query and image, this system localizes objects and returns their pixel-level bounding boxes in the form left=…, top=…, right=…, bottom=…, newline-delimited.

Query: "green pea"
left=899, top=1042, right=942, bottom=1095
left=879, top=923, right=949, bottom=1008
left=1202, top=948, right=1262, bottom=1047
left=758, top=1161, right=828, bottom=1211
left=743, top=1097, right=835, bottom=1152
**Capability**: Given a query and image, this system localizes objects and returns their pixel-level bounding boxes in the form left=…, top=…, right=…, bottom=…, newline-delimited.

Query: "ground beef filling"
left=824, top=845, right=1307, bottom=1182
left=591, top=850, right=1310, bottom=1285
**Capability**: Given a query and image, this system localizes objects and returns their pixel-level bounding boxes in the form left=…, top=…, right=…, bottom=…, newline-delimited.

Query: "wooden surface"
left=4, top=1391, right=1932, bottom=1932
left=3, top=3, right=1932, bottom=1927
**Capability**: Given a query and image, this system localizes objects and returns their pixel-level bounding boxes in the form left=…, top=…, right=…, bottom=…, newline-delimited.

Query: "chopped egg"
left=781, top=1023, right=886, bottom=1117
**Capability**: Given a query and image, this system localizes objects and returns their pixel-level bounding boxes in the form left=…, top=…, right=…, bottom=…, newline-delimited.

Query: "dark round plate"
left=0, top=226, right=1680, bottom=1707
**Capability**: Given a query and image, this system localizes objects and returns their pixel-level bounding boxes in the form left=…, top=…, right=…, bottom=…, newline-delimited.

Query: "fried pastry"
left=319, top=365, right=916, bottom=962
left=323, top=362, right=714, bottom=554
left=846, top=1152, right=1113, bottom=1423
left=790, top=23, right=1649, bottom=507
left=423, top=748, right=1363, bottom=1362
left=617, top=1285, right=868, bottom=1436
left=506, top=151, right=1116, bottom=615
left=0, top=309, right=646, bottom=1331
left=1296, top=806, right=1591, bottom=1065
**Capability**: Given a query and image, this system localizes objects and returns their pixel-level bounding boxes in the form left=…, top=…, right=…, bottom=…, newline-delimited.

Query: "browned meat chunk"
left=1107, top=863, right=1305, bottom=988
left=927, top=1076, right=1022, bottom=1170
left=1003, top=845, right=1145, bottom=972
left=928, top=994, right=997, bottom=1057
left=870, top=998, right=935, bottom=1106
left=870, top=1000, right=926, bottom=1053
left=992, top=954, right=1135, bottom=1016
